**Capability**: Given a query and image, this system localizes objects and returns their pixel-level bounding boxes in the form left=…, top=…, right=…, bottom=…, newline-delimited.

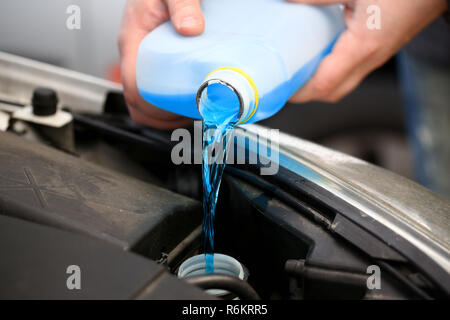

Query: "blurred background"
left=0, top=0, right=417, bottom=182
left=0, top=0, right=126, bottom=80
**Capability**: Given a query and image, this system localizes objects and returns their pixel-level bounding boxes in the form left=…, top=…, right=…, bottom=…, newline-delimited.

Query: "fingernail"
left=179, top=16, right=201, bottom=29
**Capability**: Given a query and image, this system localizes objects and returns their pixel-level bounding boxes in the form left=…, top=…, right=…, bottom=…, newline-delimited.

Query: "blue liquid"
left=200, top=83, right=240, bottom=273
left=138, top=33, right=339, bottom=123
left=138, top=35, right=340, bottom=273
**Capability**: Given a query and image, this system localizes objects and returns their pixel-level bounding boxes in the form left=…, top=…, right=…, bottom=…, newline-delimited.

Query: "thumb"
left=167, top=0, right=205, bottom=36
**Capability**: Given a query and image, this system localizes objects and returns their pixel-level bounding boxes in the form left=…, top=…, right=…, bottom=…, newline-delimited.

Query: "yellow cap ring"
left=205, top=67, right=259, bottom=125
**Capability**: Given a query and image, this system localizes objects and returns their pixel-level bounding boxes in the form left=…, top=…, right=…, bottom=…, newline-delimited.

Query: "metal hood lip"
left=239, top=124, right=450, bottom=275
left=0, top=51, right=121, bottom=114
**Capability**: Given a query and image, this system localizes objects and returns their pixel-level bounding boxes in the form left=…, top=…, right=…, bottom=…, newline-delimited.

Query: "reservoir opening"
left=178, top=253, right=247, bottom=297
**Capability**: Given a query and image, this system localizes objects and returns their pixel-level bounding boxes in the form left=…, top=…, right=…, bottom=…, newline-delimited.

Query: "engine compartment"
left=0, top=89, right=447, bottom=300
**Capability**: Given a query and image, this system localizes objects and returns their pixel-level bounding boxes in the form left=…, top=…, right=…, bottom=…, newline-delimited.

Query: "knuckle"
left=128, top=110, right=139, bottom=122
left=288, top=94, right=302, bottom=104
left=172, top=0, right=196, bottom=12
left=325, top=94, right=342, bottom=103
left=127, top=107, right=145, bottom=125
left=143, top=2, right=169, bottom=23
left=363, top=39, right=382, bottom=57
left=123, top=90, right=138, bottom=109
left=312, top=78, right=334, bottom=96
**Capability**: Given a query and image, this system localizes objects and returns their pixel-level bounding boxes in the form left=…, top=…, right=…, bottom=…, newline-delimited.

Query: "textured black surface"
left=0, top=132, right=201, bottom=259
left=0, top=215, right=210, bottom=299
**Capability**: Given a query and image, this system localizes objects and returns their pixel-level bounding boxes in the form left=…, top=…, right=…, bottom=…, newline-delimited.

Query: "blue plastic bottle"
left=137, top=0, right=345, bottom=124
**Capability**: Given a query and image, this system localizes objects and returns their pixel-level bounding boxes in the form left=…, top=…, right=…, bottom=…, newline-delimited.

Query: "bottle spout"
left=197, top=67, right=258, bottom=124
left=196, top=79, right=244, bottom=121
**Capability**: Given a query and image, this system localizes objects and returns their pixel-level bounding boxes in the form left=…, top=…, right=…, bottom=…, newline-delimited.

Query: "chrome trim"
left=0, top=51, right=121, bottom=113
left=241, top=124, right=450, bottom=274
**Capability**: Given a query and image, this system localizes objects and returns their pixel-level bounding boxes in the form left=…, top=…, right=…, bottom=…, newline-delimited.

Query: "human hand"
left=119, top=0, right=204, bottom=129
left=288, top=0, right=448, bottom=103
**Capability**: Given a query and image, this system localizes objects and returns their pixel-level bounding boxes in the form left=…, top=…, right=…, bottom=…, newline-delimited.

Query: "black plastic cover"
left=0, top=215, right=211, bottom=299
left=0, top=132, right=201, bottom=259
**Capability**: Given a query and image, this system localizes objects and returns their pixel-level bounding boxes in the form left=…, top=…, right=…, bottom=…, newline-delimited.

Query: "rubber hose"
left=185, top=274, right=260, bottom=300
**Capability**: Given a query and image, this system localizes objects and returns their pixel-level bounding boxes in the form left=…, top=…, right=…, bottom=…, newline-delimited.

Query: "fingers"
left=118, top=0, right=169, bottom=92
left=167, top=0, right=205, bottom=36
left=119, top=0, right=191, bottom=128
left=118, top=0, right=205, bottom=129
left=290, top=30, right=369, bottom=103
left=287, top=0, right=359, bottom=102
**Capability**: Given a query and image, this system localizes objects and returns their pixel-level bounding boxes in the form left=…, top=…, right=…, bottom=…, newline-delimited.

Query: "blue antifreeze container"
left=137, top=0, right=345, bottom=124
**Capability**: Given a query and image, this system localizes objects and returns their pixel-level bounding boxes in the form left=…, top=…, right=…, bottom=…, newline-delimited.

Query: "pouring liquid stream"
left=200, top=82, right=241, bottom=273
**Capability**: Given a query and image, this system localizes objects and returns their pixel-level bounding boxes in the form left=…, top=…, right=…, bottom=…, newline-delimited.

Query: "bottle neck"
left=197, top=68, right=257, bottom=124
